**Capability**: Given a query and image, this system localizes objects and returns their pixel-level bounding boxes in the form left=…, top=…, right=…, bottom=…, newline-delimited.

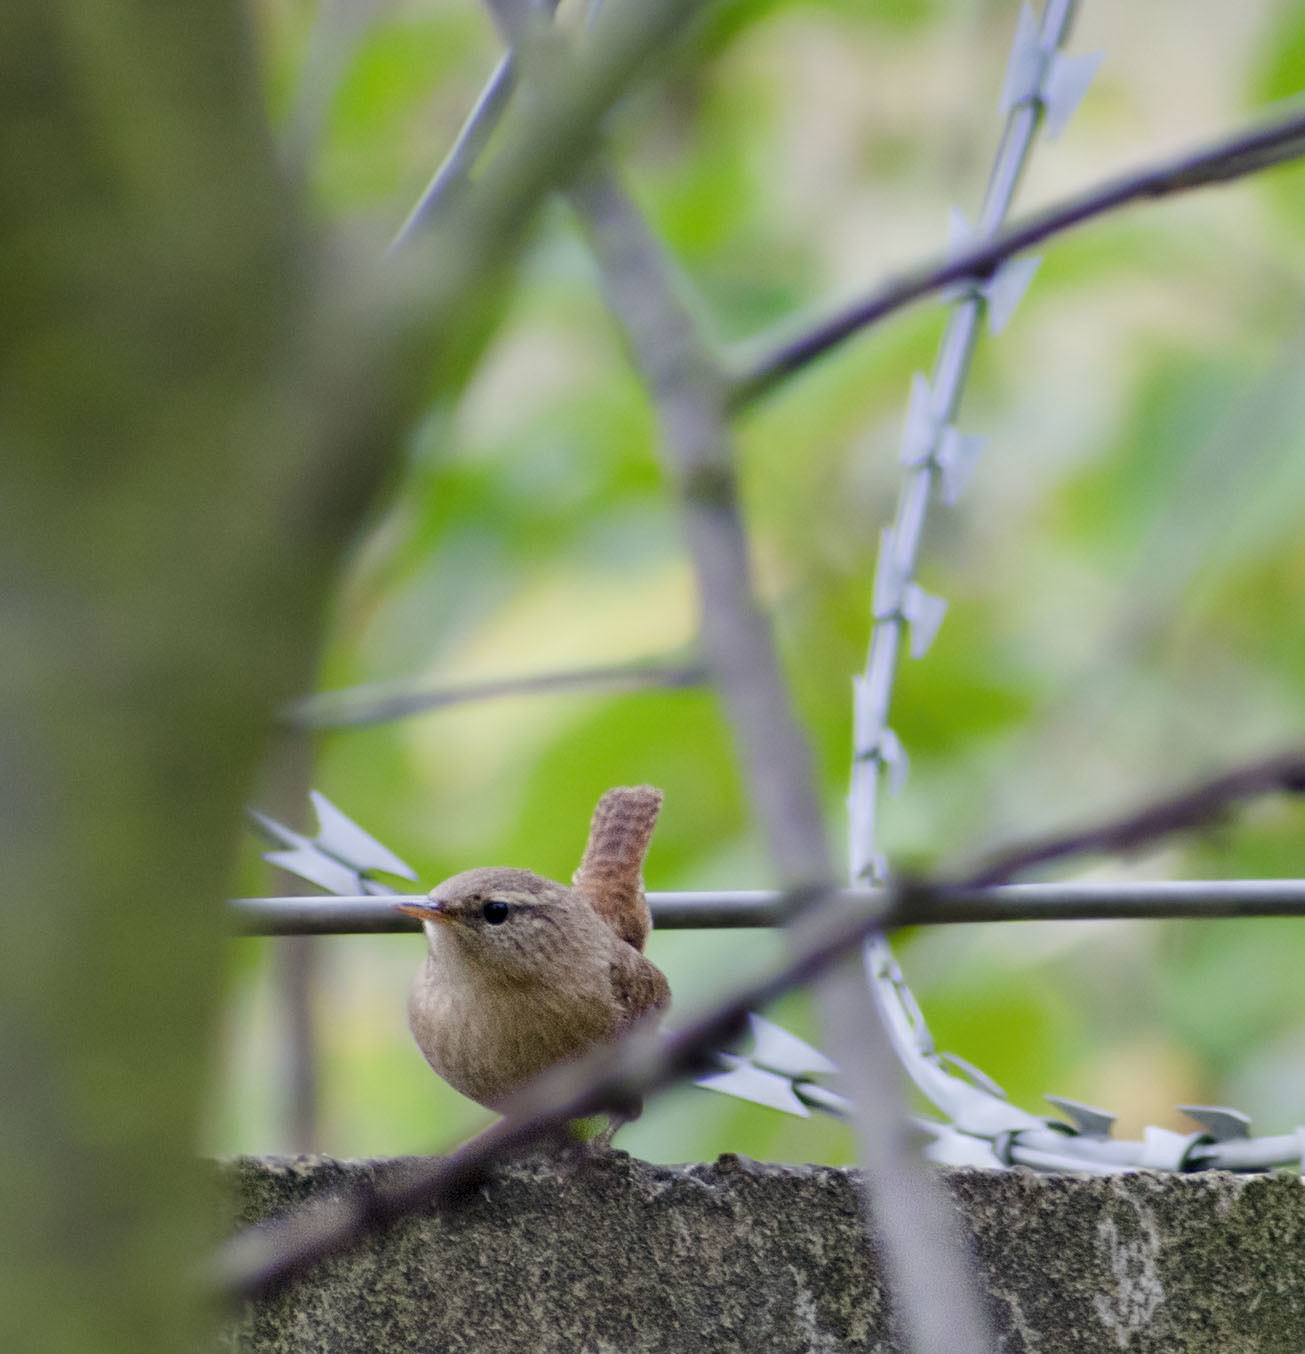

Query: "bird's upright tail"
left=572, top=785, right=663, bottom=951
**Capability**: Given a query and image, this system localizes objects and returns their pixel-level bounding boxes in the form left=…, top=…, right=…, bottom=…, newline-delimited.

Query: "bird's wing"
left=608, top=944, right=671, bottom=1032
left=572, top=785, right=663, bottom=951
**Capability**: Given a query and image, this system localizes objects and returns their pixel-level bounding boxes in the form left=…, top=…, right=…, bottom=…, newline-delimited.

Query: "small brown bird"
left=395, top=786, right=671, bottom=1124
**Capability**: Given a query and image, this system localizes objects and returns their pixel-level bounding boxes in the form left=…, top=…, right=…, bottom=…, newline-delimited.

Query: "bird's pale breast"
left=408, top=944, right=622, bottom=1108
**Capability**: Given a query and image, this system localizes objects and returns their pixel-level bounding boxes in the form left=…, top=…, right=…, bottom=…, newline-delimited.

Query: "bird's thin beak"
left=394, top=898, right=452, bottom=925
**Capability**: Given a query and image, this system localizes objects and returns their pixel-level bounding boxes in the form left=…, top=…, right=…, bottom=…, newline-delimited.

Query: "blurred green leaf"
left=1249, top=3, right=1305, bottom=233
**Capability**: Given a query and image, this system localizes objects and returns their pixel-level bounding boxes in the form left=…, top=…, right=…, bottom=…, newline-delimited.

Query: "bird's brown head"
left=394, top=866, right=600, bottom=983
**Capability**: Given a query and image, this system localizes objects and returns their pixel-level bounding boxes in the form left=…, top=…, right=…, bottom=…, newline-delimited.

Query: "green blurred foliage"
left=216, top=0, right=1305, bottom=1162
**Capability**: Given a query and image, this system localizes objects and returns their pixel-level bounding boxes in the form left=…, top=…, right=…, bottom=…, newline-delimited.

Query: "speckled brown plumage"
left=396, top=787, right=670, bottom=1119
left=572, top=784, right=663, bottom=951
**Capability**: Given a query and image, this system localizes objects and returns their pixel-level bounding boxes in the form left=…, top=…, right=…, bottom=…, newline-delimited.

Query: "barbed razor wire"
left=282, top=653, right=705, bottom=731
left=846, top=0, right=1091, bottom=1166
left=849, top=0, right=1095, bottom=891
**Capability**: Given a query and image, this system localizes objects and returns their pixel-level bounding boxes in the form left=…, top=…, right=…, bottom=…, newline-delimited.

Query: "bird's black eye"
left=481, top=900, right=510, bottom=925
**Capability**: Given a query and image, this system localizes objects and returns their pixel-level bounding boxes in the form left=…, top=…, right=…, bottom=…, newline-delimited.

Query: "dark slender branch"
left=281, top=656, right=705, bottom=730
left=965, top=748, right=1305, bottom=887
left=732, top=102, right=1305, bottom=408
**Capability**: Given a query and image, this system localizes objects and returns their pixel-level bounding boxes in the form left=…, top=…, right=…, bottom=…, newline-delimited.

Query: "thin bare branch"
left=387, top=0, right=569, bottom=250
left=388, top=52, right=516, bottom=251
left=385, top=0, right=720, bottom=397
left=282, top=656, right=705, bottom=730
left=733, top=101, right=1305, bottom=407
left=965, top=747, right=1305, bottom=887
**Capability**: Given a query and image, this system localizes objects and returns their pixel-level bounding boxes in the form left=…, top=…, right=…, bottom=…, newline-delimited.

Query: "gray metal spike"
left=747, top=1014, right=840, bottom=1079
left=852, top=850, right=890, bottom=885
left=899, top=372, right=937, bottom=467
left=309, top=790, right=418, bottom=880
left=940, top=209, right=981, bottom=304
left=946, top=205, right=974, bottom=256
left=695, top=1057, right=811, bottom=1117
left=1040, top=49, right=1103, bottom=139
left=985, top=255, right=1041, bottom=335
left=247, top=808, right=308, bottom=851
left=938, top=1051, right=1009, bottom=1100
left=919, top=1122, right=1007, bottom=1169
left=1045, top=1095, right=1117, bottom=1138
left=262, top=845, right=364, bottom=897
left=1178, top=1105, right=1252, bottom=1141
left=937, top=428, right=987, bottom=504
left=998, top=3, right=1043, bottom=114
left=891, top=974, right=933, bottom=1051
left=902, top=583, right=947, bottom=659
left=1138, top=1125, right=1204, bottom=1171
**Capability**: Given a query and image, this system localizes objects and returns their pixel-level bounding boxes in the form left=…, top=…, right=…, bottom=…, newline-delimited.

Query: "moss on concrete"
left=218, top=1154, right=1305, bottom=1353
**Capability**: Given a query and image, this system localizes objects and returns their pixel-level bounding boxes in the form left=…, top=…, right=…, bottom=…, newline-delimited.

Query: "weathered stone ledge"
left=218, top=1153, right=1305, bottom=1353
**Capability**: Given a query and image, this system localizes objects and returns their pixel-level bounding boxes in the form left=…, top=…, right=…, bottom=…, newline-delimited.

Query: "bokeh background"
left=216, top=0, right=1305, bottom=1164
